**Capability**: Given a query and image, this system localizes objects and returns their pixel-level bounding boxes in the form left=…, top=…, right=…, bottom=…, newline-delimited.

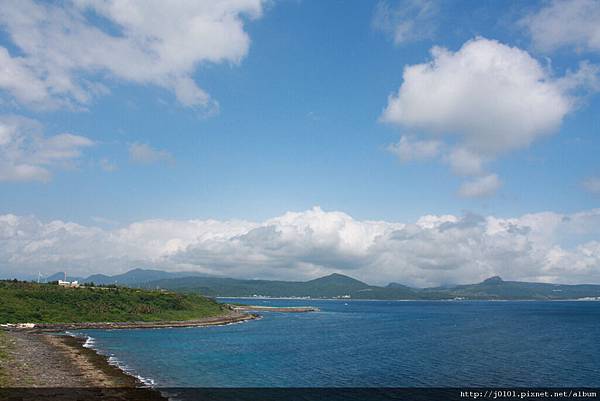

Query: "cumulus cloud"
left=381, top=37, right=595, bottom=196
left=1, top=207, right=600, bottom=287
left=0, top=0, right=264, bottom=110
left=381, top=38, right=571, bottom=154
left=372, top=0, right=438, bottom=45
left=521, top=0, right=600, bottom=53
left=0, top=115, right=94, bottom=182
left=129, top=143, right=173, bottom=165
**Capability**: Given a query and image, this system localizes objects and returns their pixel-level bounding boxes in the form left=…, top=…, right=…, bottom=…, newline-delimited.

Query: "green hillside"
left=141, top=273, right=600, bottom=300
left=0, top=281, right=226, bottom=324
left=142, top=273, right=419, bottom=299
left=429, top=276, right=600, bottom=300
left=141, top=273, right=373, bottom=298
left=29, top=269, right=600, bottom=300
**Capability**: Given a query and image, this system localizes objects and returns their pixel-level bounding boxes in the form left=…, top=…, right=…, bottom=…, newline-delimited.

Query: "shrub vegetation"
left=0, top=280, right=226, bottom=324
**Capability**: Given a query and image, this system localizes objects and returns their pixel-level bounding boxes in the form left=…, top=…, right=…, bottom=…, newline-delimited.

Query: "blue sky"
left=0, top=0, right=597, bottom=224
left=0, top=0, right=599, bottom=284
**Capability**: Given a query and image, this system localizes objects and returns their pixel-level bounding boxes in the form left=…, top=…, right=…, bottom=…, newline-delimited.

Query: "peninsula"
left=0, top=279, right=318, bottom=391
left=0, top=280, right=251, bottom=393
left=0, top=280, right=257, bottom=329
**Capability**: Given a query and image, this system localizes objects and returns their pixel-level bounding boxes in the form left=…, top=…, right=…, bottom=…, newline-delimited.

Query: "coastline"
left=218, top=296, right=600, bottom=302
left=4, top=311, right=259, bottom=333
left=0, top=331, right=166, bottom=400
left=231, top=305, right=319, bottom=312
left=0, top=311, right=260, bottom=399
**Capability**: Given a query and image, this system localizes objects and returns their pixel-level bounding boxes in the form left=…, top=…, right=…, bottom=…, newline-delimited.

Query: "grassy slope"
left=0, top=281, right=227, bottom=324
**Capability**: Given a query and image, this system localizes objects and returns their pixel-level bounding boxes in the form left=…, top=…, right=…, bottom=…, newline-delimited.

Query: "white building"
left=58, top=280, right=80, bottom=288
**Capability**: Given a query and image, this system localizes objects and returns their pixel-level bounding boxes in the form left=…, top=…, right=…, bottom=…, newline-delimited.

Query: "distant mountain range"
left=35, top=269, right=600, bottom=300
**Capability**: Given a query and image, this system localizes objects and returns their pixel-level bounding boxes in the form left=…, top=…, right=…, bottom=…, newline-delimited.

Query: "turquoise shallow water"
left=78, top=299, right=600, bottom=387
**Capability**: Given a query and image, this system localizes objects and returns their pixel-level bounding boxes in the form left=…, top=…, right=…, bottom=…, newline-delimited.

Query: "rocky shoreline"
left=0, top=308, right=319, bottom=398
left=0, top=331, right=166, bottom=400
left=0, top=311, right=261, bottom=400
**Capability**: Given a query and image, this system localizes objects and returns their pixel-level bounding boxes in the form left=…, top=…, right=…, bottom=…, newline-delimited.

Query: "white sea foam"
left=64, top=331, right=95, bottom=348
left=135, top=374, right=156, bottom=387
left=219, top=318, right=260, bottom=326
left=65, top=331, right=158, bottom=388
left=106, top=355, right=156, bottom=387
left=82, top=336, right=95, bottom=348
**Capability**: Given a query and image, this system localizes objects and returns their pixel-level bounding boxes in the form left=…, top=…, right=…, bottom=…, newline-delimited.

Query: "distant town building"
left=0, top=323, right=36, bottom=329
left=58, top=280, right=80, bottom=288
left=56, top=271, right=80, bottom=287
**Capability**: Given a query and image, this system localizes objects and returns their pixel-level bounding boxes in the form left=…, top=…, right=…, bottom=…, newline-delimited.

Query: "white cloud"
left=583, top=176, right=600, bottom=194
left=458, top=174, right=501, bottom=198
left=381, top=38, right=572, bottom=154
left=521, top=0, right=600, bottom=53
left=557, top=61, right=600, bottom=94
left=387, top=135, right=442, bottom=162
left=372, top=0, right=438, bottom=45
left=380, top=37, right=595, bottom=196
left=446, top=147, right=485, bottom=177
left=0, top=0, right=265, bottom=110
left=1, top=207, right=600, bottom=287
left=0, top=115, right=94, bottom=182
left=0, top=47, right=51, bottom=107
left=129, top=143, right=173, bottom=165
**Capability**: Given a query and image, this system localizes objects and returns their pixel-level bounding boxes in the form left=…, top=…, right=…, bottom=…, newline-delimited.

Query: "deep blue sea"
left=78, top=299, right=600, bottom=387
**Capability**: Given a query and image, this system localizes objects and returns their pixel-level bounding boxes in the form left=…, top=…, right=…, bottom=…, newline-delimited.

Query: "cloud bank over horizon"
left=1, top=207, right=599, bottom=287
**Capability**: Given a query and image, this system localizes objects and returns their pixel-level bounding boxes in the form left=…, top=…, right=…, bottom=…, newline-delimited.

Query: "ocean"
left=78, top=299, right=600, bottom=388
